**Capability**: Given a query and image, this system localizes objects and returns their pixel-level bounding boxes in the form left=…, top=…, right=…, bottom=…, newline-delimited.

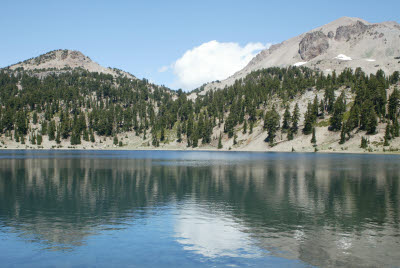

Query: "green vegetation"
left=0, top=66, right=399, bottom=149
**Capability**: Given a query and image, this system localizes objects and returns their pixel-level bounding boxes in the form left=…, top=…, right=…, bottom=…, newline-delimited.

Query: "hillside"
left=199, top=17, right=400, bottom=95
left=0, top=18, right=400, bottom=154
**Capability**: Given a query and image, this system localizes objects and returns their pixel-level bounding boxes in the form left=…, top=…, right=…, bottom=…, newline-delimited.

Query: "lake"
left=0, top=150, right=399, bottom=267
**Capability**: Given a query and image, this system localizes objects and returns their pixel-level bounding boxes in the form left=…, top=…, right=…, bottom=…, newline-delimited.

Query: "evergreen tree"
left=384, top=123, right=391, bottom=146
left=319, top=99, right=325, bottom=118
left=287, top=128, right=294, bottom=141
left=37, top=134, right=42, bottom=146
left=282, top=106, right=291, bottom=131
left=393, top=118, right=400, bottom=137
left=16, top=111, right=28, bottom=135
left=90, top=129, right=95, bottom=142
left=32, top=112, right=38, bottom=124
left=218, top=133, right=223, bottom=149
left=264, top=108, right=280, bottom=146
left=41, top=121, right=48, bottom=135
left=330, top=91, right=346, bottom=131
left=70, top=127, right=81, bottom=145
left=311, top=127, right=316, bottom=144
left=312, top=95, right=319, bottom=118
left=48, top=121, right=56, bottom=140
left=388, top=88, right=400, bottom=121
left=292, top=103, right=300, bottom=133
left=324, top=86, right=336, bottom=113
left=360, top=136, right=368, bottom=149
left=160, top=127, right=165, bottom=142
left=360, top=100, right=378, bottom=134
left=152, top=133, right=159, bottom=147
left=339, top=125, right=346, bottom=144
left=31, top=133, right=36, bottom=145
left=83, top=128, right=89, bottom=141
left=176, top=122, right=182, bottom=142
left=56, top=127, right=61, bottom=144
left=113, top=135, right=118, bottom=145
left=303, top=103, right=315, bottom=135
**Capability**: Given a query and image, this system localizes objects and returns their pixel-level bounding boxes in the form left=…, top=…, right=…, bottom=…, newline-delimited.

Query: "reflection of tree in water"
left=0, top=154, right=399, bottom=266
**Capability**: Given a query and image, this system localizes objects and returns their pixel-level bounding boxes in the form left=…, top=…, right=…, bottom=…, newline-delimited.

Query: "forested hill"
left=0, top=51, right=399, bottom=153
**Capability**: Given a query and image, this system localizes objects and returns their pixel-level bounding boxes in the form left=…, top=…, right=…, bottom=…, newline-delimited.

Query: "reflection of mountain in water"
left=0, top=152, right=399, bottom=266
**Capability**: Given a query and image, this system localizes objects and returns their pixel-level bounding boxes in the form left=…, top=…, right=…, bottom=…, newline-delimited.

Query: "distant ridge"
left=5, top=49, right=136, bottom=79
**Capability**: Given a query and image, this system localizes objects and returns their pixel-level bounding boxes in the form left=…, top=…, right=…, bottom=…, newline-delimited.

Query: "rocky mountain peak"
left=197, top=17, right=400, bottom=95
left=6, top=49, right=136, bottom=79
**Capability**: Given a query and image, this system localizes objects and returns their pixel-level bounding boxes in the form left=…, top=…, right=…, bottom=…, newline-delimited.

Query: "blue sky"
left=1, top=0, right=399, bottom=90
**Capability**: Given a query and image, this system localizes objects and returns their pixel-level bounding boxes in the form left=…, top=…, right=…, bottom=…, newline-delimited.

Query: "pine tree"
left=339, top=125, right=346, bottom=144
left=90, top=129, right=95, bottom=142
left=303, top=103, right=314, bottom=135
left=56, top=127, right=61, bottom=144
left=41, top=121, right=48, bottom=135
left=113, top=135, right=118, bottom=145
left=160, top=127, right=165, bottom=141
left=243, top=120, right=247, bottom=134
left=48, top=121, right=56, bottom=141
left=37, top=134, right=42, bottom=146
left=312, top=95, right=319, bottom=118
left=384, top=123, right=391, bottom=146
left=32, top=112, right=38, bottom=124
left=292, top=103, right=300, bottom=133
left=264, top=108, right=280, bottom=146
left=218, top=133, right=223, bottom=149
left=70, top=127, right=81, bottom=145
left=388, top=88, right=400, bottom=121
left=360, top=136, right=368, bottom=149
left=282, top=106, right=291, bottom=131
left=287, top=128, right=294, bottom=140
left=311, top=127, right=316, bottom=144
left=330, top=91, right=346, bottom=131
left=177, top=122, right=182, bottom=142
left=83, top=128, right=89, bottom=141
left=360, top=99, right=377, bottom=134
left=152, top=133, right=159, bottom=147
left=393, top=118, right=400, bottom=137
left=319, top=99, right=325, bottom=118
left=192, top=132, right=198, bottom=148
left=31, top=133, right=36, bottom=145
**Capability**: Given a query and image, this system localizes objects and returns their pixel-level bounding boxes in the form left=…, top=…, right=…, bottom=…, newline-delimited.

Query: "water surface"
left=0, top=150, right=399, bottom=267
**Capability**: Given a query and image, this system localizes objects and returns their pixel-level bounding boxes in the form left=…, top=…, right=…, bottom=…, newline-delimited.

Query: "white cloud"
left=168, top=40, right=270, bottom=90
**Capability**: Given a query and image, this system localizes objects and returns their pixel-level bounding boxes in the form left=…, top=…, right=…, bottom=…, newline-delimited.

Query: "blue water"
left=0, top=150, right=399, bottom=267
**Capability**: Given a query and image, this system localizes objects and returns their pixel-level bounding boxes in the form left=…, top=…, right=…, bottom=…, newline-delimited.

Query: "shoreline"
left=0, top=146, right=399, bottom=156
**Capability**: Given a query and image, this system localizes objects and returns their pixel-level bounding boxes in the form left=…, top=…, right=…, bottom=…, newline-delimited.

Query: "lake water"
left=0, top=150, right=399, bottom=267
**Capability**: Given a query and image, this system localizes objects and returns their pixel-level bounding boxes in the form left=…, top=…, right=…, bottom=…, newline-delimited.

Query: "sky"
left=1, top=0, right=399, bottom=91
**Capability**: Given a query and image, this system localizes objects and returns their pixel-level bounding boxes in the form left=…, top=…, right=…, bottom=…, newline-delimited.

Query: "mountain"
left=6, top=49, right=136, bottom=79
left=0, top=18, right=400, bottom=154
left=201, top=17, right=400, bottom=94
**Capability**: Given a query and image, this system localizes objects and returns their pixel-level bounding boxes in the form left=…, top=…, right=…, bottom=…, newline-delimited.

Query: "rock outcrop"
left=299, top=31, right=329, bottom=60
left=335, top=21, right=369, bottom=41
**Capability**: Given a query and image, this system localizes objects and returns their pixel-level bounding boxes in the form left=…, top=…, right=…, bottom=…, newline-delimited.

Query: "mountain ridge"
left=198, top=17, right=400, bottom=95
left=5, top=49, right=137, bottom=80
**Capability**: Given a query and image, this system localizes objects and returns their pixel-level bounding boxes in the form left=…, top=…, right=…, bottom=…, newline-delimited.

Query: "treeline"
left=0, top=66, right=399, bottom=148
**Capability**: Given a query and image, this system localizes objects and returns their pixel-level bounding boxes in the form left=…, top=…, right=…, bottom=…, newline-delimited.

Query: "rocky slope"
left=6, top=49, right=136, bottom=79
left=199, top=17, right=400, bottom=95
